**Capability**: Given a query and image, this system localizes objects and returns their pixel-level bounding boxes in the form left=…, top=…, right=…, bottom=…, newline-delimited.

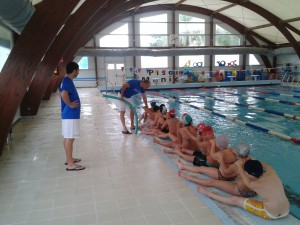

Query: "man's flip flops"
left=66, top=164, right=85, bottom=171
left=64, top=158, right=81, bottom=165
left=122, top=130, right=131, bottom=134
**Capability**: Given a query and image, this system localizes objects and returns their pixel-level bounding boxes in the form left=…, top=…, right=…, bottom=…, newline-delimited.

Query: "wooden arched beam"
left=60, top=0, right=147, bottom=85
left=224, top=0, right=300, bottom=59
left=20, top=0, right=112, bottom=116
left=0, top=0, right=81, bottom=153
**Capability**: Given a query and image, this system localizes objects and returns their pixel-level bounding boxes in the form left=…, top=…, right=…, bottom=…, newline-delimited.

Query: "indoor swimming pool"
left=139, top=85, right=300, bottom=219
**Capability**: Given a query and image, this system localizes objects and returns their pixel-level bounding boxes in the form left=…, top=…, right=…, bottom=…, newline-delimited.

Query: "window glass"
left=107, top=64, right=114, bottom=70
left=178, top=14, right=205, bottom=47
left=0, top=46, right=10, bottom=72
left=116, top=64, right=124, bottom=69
left=78, top=56, right=88, bottom=69
left=140, top=23, right=167, bottom=35
left=179, top=35, right=205, bottom=47
left=140, top=14, right=167, bottom=23
left=111, top=24, right=128, bottom=34
left=249, top=54, right=260, bottom=65
left=0, top=26, right=12, bottom=72
left=141, top=56, right=168, bottom=68
left=139, top=14, right=168, bottom=47
left=140, top=35, right=168, bottom=47
left=179, top=55, right=205, bottom=67
left=99, top=23, right=129, bottom=47
left=215, top=55, right=239, bottom=66
left=215, top=25, right=240, bottom=46
left=179, top=14, right=204, bottom=23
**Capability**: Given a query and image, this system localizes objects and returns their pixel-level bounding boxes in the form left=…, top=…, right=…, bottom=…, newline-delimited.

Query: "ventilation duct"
left=76, top=47, right=272, bottom=57
left=272, top=47, right=296, bottom=56
left=0, top=0, right=35, bottom=34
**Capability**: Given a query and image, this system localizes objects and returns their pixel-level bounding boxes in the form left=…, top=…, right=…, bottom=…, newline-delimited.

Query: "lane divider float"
left=173, top=89, right=300, bottom=121
left=200, top=87, right=300, bottom=106
left=146, top=91, right=300, bottom=145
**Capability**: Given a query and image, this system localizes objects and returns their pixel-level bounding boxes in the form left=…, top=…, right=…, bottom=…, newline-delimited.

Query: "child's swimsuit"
left=243, top=199, right=289, bottom=220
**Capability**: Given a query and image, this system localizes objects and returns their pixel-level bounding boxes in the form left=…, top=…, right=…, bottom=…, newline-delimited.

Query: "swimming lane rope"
left=173, top=89, right=300, bottom=121
left=200, top=88, right=300, bottom=107
left=254, top=87, right=300, bottom=93
left=229, top=87, right=300, bottom=99
left=103, top=94, right=139, bottom=134
left=146, top=91, right=300, bottom=145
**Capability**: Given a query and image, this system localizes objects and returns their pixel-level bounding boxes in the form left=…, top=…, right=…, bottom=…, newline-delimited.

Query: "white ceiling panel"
left=250, top=0, right=300, bottom=20
left=289, top=21, right=300, bottom=31
left=141, top=0, right=178, bottom=7
left=199, top=0, right=231, bottom=10
left=184, top=0, right=206, bottom=7
left=288, top=29, right=300, bottom=42
left=255, top=27, right=288, bottom=44
left=221, top=5, right=267, bottom=27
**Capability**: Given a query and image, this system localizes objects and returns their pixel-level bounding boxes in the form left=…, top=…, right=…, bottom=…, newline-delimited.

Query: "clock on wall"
left=169, top=34, right=179, bottom=45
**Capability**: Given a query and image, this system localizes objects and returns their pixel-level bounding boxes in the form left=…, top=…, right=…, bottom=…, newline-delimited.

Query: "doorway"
left=106, top=63, right=125, bottom=86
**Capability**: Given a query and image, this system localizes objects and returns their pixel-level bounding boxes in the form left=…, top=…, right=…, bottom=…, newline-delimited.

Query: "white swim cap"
left=215, top=135, right=229, bottom=150
left=236, top=142, right=250, bottom=157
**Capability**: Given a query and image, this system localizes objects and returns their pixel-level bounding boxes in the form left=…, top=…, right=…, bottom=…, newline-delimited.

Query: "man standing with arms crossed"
left=60, top=62, right=85, bottom=171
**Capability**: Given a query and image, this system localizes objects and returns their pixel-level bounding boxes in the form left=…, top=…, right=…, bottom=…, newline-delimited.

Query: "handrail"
left=105, top=81, right=115, bottom=95
left=103, top=94, right=139, bottom=134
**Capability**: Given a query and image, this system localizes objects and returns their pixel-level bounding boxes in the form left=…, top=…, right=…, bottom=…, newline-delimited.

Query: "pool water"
left=136, top=85, right=300, bottom=219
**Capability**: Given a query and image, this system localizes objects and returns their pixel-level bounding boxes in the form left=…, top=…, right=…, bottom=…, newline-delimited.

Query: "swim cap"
left=182, top=115, right=192, bottom=125
left=169, top=109, right=176, bottom=117
left=160, top=105, right=167, bottom=114
left=236, top=142, right=250, bottom=158
left=182, top=113, right=188, bottom=120
left=202, top=125, right=214, bottom=135
left=244, top=159, right=263, bottom=178
left=215, top=135, right=229, bottom=150
left=150, top=101, right=157, bottom=107
left=153, top=105, right=160, bottom=112
left=196, top=123, right=206, bottom=132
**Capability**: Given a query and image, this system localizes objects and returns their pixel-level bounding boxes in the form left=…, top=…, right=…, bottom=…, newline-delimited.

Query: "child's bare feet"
left=163, top=149, right=174, bottom=154
left=176, top=160, right=184, bottom=170
left=178, top=171, right=191, bottom=181
left=197, top=185, right=209, bottom=195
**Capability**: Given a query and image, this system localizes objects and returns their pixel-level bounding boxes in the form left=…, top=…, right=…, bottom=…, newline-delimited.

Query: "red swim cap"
left=202, top=125, right=214, bottom=135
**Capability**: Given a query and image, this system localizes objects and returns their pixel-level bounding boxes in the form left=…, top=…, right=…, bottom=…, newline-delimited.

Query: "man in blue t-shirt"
left=60, top=62, right=85, bottom=171
left=119, top=79, right=151, bottom=134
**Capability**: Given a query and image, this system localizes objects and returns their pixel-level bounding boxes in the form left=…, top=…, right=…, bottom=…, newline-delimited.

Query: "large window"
left=141, top=56, right=168, bottom=68
left=139, top=14, right=168, bottom=47
left=179, top=55, right=204, bottom=67
left=99, top=23, right=129, bottom=47
left=178, top=14, right=205, bottom=47
left=215, top=25, right=240, bottom=46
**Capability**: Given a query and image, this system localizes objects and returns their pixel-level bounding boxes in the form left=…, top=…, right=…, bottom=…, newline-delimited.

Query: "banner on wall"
left=123, top=68, right=184, bottom=84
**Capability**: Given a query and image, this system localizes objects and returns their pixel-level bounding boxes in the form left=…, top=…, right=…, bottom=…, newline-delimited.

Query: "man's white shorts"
left=118, top=94, right=134, bottom=111
left=62, top=119, right=80, bottom=138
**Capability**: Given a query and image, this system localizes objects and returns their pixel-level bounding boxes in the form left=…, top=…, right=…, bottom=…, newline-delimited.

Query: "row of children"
left=138, top=101, right=289, bottom=220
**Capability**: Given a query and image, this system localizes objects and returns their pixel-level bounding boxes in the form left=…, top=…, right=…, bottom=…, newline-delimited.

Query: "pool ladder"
left=281, top=72, right=296, bottom=86
left=105, top=80, right=116, bottom=95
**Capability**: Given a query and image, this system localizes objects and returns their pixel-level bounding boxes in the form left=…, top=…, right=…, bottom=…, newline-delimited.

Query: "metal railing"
left=281, top=72, right=295, bottom=86
left=105, top=80, right=116, bottom=95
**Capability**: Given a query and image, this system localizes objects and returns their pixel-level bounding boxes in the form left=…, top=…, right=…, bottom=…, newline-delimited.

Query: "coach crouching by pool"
left=119, top=79, right=151, bottom=134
